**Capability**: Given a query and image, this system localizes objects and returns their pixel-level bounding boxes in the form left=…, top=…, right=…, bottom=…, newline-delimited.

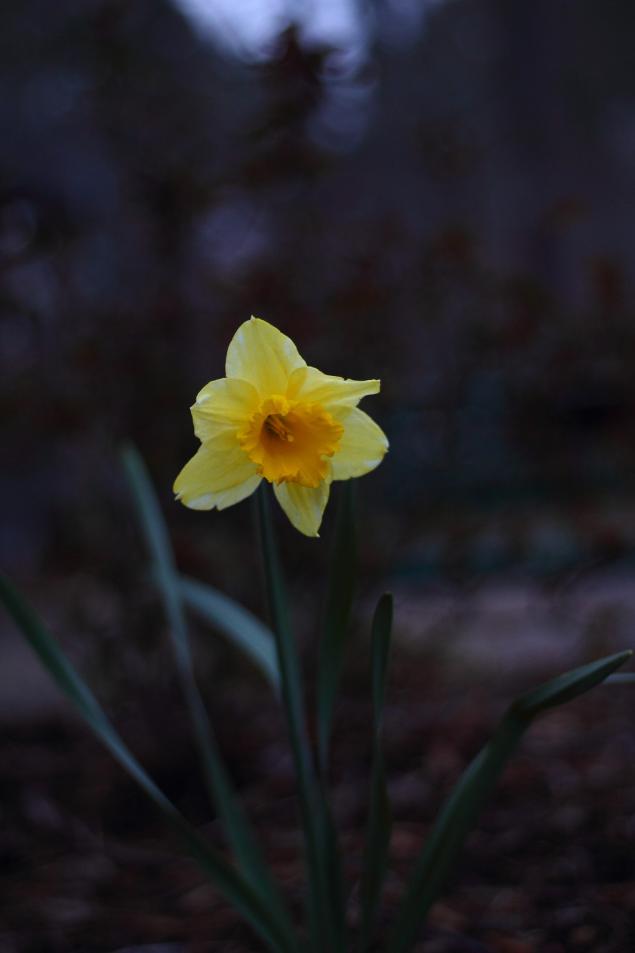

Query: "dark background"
left=2, top=2, right=635, bottom=951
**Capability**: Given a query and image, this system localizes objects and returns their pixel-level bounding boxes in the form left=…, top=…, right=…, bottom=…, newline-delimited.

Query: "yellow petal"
left=225, top=317, right=306, bottom=395
left=287, top=366, right=380, bottom=410
left=273, top=480, right=330, bottom=537
left=331, top=407, right=388, bottom=480
left=192, top=377, right=260, bottom=441
left=209, top=473, right=263, bottom=510
left=174, top=431, right=260, bottom=510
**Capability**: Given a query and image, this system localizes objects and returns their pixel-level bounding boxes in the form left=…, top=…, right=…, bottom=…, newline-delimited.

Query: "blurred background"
left=2, top=1, right=635, bottom=951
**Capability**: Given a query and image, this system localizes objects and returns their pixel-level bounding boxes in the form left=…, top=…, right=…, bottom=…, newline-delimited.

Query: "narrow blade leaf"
left=389, top=649, right=632, bottom=953
left=178, top=574, right=280, bottom=693
left=0, top=574, right=295, bottom=953
left=317, top=481, right=357, bottom=773
left=605, top=673, right=635, bottom=684
left=358, top=593, right=394, bottom=952
left=121, top=445, right=295, bottom=943
left=371, top=593, right=393, bottom=721
left=511, top=650, right=633, bottom=718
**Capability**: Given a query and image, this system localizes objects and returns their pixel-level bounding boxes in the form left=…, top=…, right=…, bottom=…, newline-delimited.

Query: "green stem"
left=254, top=486, right=345, bottom=952
left=358, top=594, right=393, bottom=952
left=317, top=481, right=357, bottom=776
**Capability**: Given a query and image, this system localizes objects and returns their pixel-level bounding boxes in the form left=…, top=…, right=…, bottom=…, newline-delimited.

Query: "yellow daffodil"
left=174, top=317, right=388, bottom=536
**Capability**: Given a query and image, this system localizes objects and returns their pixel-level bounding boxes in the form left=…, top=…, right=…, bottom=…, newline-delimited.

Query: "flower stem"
left=254, top=485, right=345, bottom=953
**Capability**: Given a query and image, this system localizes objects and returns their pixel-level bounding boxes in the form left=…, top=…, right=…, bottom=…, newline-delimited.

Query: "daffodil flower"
left=174, top=317, right=388, bottom=536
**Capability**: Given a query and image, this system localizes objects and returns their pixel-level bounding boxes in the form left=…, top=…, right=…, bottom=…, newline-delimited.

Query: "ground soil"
left=1, top=653, right=634, bottom=953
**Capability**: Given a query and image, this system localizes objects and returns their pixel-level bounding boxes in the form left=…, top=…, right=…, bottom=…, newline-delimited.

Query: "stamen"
left=239, top=397, right=343, bottom=487
left=264, top=414, right=294, bottom=442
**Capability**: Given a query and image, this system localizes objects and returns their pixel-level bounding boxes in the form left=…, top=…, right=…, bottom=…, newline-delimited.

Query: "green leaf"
left=511, top=650, right=633, bottom=718
left=358, top=593, right=394, bottom=953
left=178, top=574, right=280, bottom=694
left=254, top=485, right=346, bottom=953
left=317, top=481, right=357, bottom=774
left=370, top=593, right=393, bottom=723
left=605, top=673, right=635, bottom=684
left=0, top=573, right=296, bottom=953
left=121, top=446, right=295, bottom=944
left=389, top=649, right=632, bottom=953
